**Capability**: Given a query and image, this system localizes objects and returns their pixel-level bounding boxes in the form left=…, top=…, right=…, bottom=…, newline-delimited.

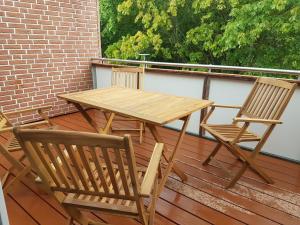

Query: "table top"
left=59, top=87, right=213, bottom=125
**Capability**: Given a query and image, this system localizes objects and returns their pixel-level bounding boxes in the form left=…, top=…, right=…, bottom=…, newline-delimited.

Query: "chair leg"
left=139, top=122, right=143, bottom=144
left=19, top=153, right=26, bottom=163
left=1, top=171, right=10, bottom=187
left=68, top=218, right=73, bottom=225
left=202, top=142, right=222, bottom=165
left=226, top=163, right=248, bottom=189
left=63, top=206, right=91, bottom=225
left=3, top=166, right=31, bottom=194
left=231, top=144, right=274, bottom=184
left=148, top=175, right=158, bottom=225
left=248, top=160, right=274, bottom=184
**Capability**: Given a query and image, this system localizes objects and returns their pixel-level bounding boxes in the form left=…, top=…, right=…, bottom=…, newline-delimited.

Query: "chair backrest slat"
left=259, top=85, right=277, bottom=118
left=55, top=144, right=80, bottom=190
left=101, top=147, right=120, bottom=194
left=111, top=67, right=144, bottom=90
left=14, top=129, right=139, bottom=201
left=77, top=145, right=100, bottom=192
left=64, top=144, right=90, bottom=191
left=240, top=78, right=296, bottom=120
left=114, top=148, right=131, bottom=195
left=89, top=147, right=110, bottom=193
left=32, top=142, right=62, bottom=188
left=44, top=142, right=71, bottom=189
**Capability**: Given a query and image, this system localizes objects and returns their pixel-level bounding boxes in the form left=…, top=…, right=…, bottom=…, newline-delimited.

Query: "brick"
left=13, top=2, right=32, bottom=9
left=15, top=28, right=31, bottom=34
left=6, top=12, right=24, bottom=18
left=2, top=104, right=19, bottom=111
left=1, top=6, right=20, bottom=13
left=9, top=49, right=26, bottom=54
left=7, top=23, right=26, bottom=29
left=0, top=28, right=14, bottom=33
left=2, top=17, right=21, bottom=23
left=0, top=65, right=13, bottom=70
left=26, top=24, right=42, bottom=29
left=3, top=44, right=22, bottom=49
left=0, top=61, right=8, bottom=65
left=21, top=19, right=38, bottom=24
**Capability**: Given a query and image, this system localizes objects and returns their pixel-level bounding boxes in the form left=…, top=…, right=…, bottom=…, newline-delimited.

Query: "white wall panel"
left=143, top=71, right=204, bottom=134
left=95, top=66, right=112, bottom=88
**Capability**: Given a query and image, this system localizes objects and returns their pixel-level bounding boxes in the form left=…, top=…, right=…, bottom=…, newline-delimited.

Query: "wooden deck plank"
left=0, top=166, right=69, bottom=225
left=5, top=194, right=37, bottom=225
left=132, top=147, right=298, bottom=225
left=1, top=111, right=300, bottom=225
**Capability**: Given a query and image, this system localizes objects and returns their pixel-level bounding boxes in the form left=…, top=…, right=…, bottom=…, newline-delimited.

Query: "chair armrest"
left=4, top=106, right=52, bottom=116
left=0, top=121, right=49, bottom=133
left=213, top=104, right=242, bottom=109
left=233, top=117, right=282, bottom=124
left=201, top=104, right=242, bottom=124
left=140, top=143, right=164, bottom=197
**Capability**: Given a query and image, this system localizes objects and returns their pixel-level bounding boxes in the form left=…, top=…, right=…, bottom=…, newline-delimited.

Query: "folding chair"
left=14, top=128, right=164, bottom=225
left=201, top=77, right=296, bottom=188
left=0, top=106, right=53, bottom=192
left=108, top=67, right=146, bottom=144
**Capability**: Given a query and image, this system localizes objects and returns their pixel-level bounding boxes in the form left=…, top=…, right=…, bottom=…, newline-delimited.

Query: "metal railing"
left=92, top=57, right=300, bottom=77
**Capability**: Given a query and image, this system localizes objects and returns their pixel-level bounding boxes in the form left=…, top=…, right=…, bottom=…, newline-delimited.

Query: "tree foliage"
left=100, top=0, right=300, bottom=69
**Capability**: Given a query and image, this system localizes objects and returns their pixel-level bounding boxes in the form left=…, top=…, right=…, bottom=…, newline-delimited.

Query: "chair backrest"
left=239, top=77, right=297, bottom=120
left=111, top=67, right=144, bottom=90
left=0, top=112, right=11, bottom=130
left=14, top=128, right=141, bottom=201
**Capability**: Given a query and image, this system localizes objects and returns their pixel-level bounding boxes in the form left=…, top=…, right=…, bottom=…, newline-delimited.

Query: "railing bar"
left=92, top=58, right=300, bottom=76
left=199, top=70, right=211, bottom=136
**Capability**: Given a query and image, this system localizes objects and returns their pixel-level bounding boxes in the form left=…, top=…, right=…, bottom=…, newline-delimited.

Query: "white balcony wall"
left=93, top=65, right=300, bottom=162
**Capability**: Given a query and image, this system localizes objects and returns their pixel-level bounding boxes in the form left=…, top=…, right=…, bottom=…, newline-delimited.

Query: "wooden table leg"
left=147, top=115, right=191, bottom=193
left=73, top=103, right=114, bottom=134
left=102, top=112, right=115, bottom=134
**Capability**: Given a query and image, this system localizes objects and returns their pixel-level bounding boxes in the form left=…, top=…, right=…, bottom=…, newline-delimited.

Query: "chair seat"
left=201, top=124, right=261, bottom=142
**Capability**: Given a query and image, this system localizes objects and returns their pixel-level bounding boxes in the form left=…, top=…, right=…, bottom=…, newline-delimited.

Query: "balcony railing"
left=91, top=58, right=300, bottom=163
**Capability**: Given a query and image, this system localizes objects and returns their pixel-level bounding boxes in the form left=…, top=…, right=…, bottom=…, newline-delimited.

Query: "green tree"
left=101, top=0, right=300, bottom=70
left=100, top=0, right=142, bottom=54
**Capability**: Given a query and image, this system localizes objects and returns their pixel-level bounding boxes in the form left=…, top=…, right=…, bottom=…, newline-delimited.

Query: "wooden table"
left=59, top=87, right=213, bottom=193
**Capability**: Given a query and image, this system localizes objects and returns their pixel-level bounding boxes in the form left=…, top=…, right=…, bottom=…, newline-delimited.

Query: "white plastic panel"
left=143, top=71, right=204, bottom=134
left=95, top=66, right=112, bottom=88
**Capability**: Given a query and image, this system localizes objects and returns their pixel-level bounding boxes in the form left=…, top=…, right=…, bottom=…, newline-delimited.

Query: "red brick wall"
left=0, top=0, right=100, bottom=123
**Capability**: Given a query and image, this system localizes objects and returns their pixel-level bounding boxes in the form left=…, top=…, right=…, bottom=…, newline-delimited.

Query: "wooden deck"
left=1, top=110, right=300, bottom=225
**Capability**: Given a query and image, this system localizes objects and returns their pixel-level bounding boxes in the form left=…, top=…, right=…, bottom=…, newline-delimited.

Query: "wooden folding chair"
left=0, top=142, right=32, bottom=194
left=201, top=77, right=297, bottom=188
left=14, top=128, right=164, bottom=225
left=0, top=106, right=53, bottom=192
left=108, top=67, right=146, bottom=144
